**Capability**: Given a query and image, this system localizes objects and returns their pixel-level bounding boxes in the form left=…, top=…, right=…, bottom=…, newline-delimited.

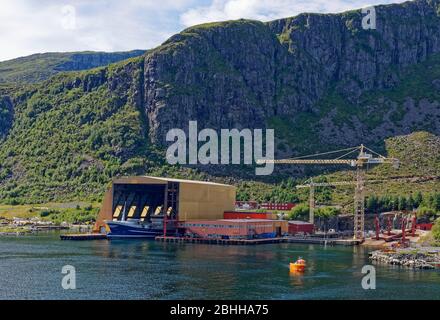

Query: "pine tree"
left=414, top=192, right=423, bottom=208
left=433, top=193, right=440, bottom=212
left=407, top=194, right=415, bottom=211
left=398, top=196, right=407, bottom=211
left=391, top=195, right=400, bottom=211
left=366, top=195, right=378, bottom=213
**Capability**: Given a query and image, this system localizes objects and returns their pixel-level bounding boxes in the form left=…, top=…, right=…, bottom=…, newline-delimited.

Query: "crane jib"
left=254, top=144, right=400, bottom=241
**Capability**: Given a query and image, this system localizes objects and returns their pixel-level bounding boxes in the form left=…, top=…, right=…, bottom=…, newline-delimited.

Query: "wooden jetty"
left=155, top=236, right=287, bottom=245
left=60, top=233, right=107, bottom=241
left=287, top=237, right=361, bottom=246
left=156, top=236, right=361, bottom=246
left=34, top=225, right=69, bottom=231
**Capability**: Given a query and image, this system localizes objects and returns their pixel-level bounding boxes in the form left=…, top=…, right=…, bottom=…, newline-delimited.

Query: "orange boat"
left=290, top=257, right=306, bottom=273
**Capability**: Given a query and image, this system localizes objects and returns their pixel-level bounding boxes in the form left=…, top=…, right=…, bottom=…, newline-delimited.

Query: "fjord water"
left=0, top=232, right=439, bottom=300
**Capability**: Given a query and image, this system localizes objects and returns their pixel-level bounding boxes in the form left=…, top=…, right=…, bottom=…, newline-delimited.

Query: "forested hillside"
left=0, top=0, right=439, bottom=210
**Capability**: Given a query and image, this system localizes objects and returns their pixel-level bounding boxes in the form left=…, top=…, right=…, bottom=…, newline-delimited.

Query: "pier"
left=156, top=236, right=361, bottom=246
left=34, top=225, right=69, bottom=231
left=155, top=236, right=287, bottom=245
left=60, top=233, right=107, bottom=241
left=286, top=237, right=361, bottom=246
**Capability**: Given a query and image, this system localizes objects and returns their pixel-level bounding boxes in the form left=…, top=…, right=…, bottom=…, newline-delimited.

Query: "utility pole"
left=309, top=178, right=315, bottom=224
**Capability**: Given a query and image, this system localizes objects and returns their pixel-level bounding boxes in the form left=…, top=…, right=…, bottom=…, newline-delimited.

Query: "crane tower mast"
left=258, top=145, right=399, bottom=240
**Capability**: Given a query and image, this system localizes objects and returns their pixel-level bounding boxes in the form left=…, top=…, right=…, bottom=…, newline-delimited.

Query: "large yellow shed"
left=94, top=176, right=236, bottom=233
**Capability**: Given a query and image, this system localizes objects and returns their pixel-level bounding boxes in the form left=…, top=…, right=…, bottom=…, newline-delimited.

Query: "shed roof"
left=112, top=176, right=234, bottom=187
left=183, top=219, right=281, bottom=223
left=289, top=220, right=314, bottom=225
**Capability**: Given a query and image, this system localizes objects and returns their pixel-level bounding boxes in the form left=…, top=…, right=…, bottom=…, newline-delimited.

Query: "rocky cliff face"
left=1, top=0, right=440, bottom=202
left=3, top=1, right=439, bottom=150
left=143, top=20, right=278, bottom=143
left=0, top=50, right=146, bottom=84
left=54, top=50, right=146, bottom=72
left=269, top=0, right=440, bottom=96
left=140, top=0, right=440, bottom=150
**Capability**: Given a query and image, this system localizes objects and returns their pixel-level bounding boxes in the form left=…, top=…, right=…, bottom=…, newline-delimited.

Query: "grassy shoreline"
left=0, top=202, right=100, bottom=224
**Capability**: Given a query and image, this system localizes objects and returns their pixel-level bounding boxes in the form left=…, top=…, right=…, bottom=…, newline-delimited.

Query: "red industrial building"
left=260, top=203, right=296, bottom=211
left=224, top=211, right=274, bottom=220
left=235, top=201, right=259, bottom=210
left=416, top=223, right=433, bottom=231
left=180, top=219, right=288, bottom=239
left=288, top=221, right=315, bottom=235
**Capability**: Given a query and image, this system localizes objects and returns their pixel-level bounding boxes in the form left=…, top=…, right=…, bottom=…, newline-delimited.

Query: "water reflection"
left=289, top=270, right=305, bottom=287
left=0, top=233, right=439, bottom=300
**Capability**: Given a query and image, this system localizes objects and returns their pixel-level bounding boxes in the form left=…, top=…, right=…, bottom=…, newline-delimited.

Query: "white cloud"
left=0, top=0, right=197, bottom=61
left=180, top=0, right=407, bottom=27
left=0, top=0, right=407, bottom=62
left=60, top=5, right=77, bottom=30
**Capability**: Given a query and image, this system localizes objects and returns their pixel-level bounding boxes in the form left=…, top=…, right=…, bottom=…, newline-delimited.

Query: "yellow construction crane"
left=257, top=145, right=399, bottom=240
left=296, top=179, right=354, bottom=224
left=296, top=175, right=438, bottom=226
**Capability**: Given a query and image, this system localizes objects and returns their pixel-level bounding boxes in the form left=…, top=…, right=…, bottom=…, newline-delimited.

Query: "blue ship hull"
left=106, top=221, right=165, bottom=239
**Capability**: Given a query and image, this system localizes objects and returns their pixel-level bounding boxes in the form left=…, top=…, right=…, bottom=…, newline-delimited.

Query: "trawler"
left=94, top=176, right=236, bottom=239
left=106, top=203, right=176, bottom=239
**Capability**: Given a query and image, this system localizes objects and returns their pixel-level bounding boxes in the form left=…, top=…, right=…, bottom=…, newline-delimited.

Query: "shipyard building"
left=94, top=176, right=291, bottom=240
left=94, top=176, right=236, bottom=233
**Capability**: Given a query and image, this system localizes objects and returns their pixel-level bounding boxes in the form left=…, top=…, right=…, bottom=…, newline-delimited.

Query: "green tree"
left=416, top=206, right=436, bottom=219
left=398, top=196, right=407, bottom=211
left=366, top=195, right=379, bottom=213
left=391, top=195, right=399, bottom=211
left=288, top=203, right=309, bottom=221
left=315, top=207, right=341, bottom=219
left=433, top=193, right=440, bottom=212
left=407, top=194, right=415, bottom=211
left=432, top=219, right=440, bottom=242
left=414, top=192, right=423, bottom=208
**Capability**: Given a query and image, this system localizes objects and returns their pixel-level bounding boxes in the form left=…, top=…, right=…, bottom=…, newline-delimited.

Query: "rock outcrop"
left=0, top=50, right=146, bottom=84
left=369, top=248, right=440, bottom=269
left=138, top=0, right=440, bottom=147
left=1, top=0, right=440, bottom=202
left=2, top=1, right=440, bottom=150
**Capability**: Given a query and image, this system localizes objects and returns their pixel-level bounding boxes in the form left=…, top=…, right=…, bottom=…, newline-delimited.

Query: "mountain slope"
left=141, top=0, right=440, bottom=150
left=0, top=50, right=146, bottom=84
left=232, top=130, right=440, bottom=206
left=0, top=60, right=153, bottom=203
left=0, top=0, right=439, bottom=204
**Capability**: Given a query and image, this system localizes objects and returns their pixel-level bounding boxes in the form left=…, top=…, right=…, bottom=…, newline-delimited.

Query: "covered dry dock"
left=93, top=176, right=236, bottom=233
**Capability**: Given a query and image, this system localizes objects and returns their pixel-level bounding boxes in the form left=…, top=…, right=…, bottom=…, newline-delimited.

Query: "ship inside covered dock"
left=93, top=176, right=236, bottom=238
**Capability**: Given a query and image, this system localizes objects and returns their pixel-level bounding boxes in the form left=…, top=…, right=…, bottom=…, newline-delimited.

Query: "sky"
left=0, top=0, right=407, bottom=62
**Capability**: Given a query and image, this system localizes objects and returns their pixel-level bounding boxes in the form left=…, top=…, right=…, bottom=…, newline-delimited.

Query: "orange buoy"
left=290, top=257, right=306, bottom=273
